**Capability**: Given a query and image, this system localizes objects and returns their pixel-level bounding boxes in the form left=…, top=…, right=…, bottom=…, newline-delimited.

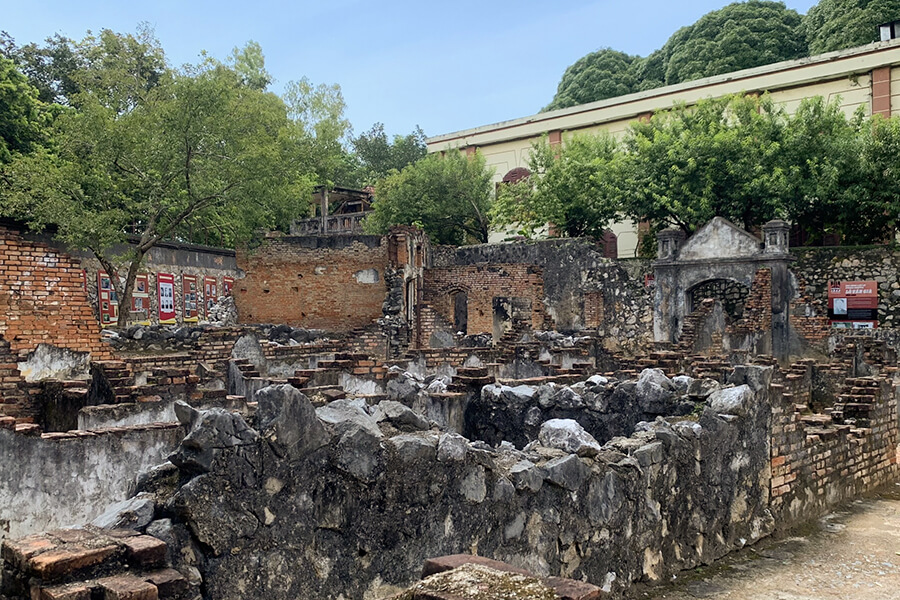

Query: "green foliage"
left=0, top=55, right=50, bottom=163
left=660, top=1, right=806, bottom=85
left=283, top=76, right=356, bottom=187
left=805, top=0, right=900, bottom=54
left=616, top=95, right=789, bottom=234
left=857, top=115, right=900, bottom=243
left=546, top=1, right=806, bottom=110
left=352, top=122, right=427, bottom=185
left=545, top=49, right=640, bottom=111
left=228, top=40, right=271, bottom=90
left=1, top=31, right=83, bottom=105
left=365, top=152, right=494, bottom=245
left=490, top=134, right=620, bottom=239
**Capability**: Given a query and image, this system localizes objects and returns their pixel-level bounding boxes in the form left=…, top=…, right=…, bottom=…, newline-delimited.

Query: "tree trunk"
left=116, top=253, right=146, bottom=328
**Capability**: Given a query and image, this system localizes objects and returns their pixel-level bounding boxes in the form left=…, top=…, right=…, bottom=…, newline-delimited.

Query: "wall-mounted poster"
left=828, top=280, right=878, bottom=329
left=223, top=276, right=234, bottom=296
left=183, top=274, right=199, bottom=322
left=131, top=273, right=151, bottom=325
left=97, top=271, right=118, bottom=326
left=204, top=276, right=218, bottom=312
left=158, top=273, right=176, bottom=324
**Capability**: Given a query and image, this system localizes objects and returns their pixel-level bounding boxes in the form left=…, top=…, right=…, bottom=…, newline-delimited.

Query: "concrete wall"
left=0, top=423, right=185, bottom=541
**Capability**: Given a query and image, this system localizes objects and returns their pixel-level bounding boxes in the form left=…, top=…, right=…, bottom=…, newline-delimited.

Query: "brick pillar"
left=872, top=67, right=892, bottom=117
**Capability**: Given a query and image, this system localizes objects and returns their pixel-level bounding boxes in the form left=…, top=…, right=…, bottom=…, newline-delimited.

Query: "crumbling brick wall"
left=235, top=235, right=390, bottom=330
left=0, top=225, right=111, bottom=362
left=423, top=264, right=549, bottom=339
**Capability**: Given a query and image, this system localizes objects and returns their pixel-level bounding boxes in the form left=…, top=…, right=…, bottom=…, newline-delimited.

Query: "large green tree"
left=546, top=1, right=807, bottom=110
left=805, top=0, right=900, bottom=55
left=490, top=134, right=620, bottom=239
left=545, top=49, right=640, bottom=111
left=615, top=95, right=789, bottom=235
left=365, top=151, right=494, bottom=245
left=352, top=122, right=427, bottom=185
left=2, top=31, right=308, bottom=326
left=0, top=55, right=49, bottom=163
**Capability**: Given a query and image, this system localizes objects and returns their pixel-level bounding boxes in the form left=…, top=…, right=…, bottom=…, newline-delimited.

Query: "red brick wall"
left=235, top=236, right=389, bottom=330
left=423, top=264, right=547, bottom=337
left=0, top=226, right=111, bottom=360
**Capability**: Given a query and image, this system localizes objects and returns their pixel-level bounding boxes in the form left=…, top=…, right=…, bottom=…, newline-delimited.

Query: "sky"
left=3, top=0, right=819, bottom=139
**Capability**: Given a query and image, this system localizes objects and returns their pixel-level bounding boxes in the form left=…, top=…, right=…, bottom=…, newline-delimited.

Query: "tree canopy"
left=365, top=151, right=494, bottom=245
left=547, top=1, right=809, bottom=110
left=351, top=122, right=427, bottom=185
left=805, top=0, right=900, bottom=54
left=0, top=55, right=49, bottom=163
left=490, top=134, right=619, bottom=238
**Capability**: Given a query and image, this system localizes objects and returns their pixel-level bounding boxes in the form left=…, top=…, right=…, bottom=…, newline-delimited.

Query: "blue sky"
left=3, top=0, right=818, bottom=138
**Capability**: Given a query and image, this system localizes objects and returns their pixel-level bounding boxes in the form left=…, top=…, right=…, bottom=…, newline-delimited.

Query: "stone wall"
left=162, top=377, right=773, bottom=600
left=433, top=239, right=654, bottom=353
left=0, top=225, right=111, bottom=366
left=0, top=422, right=185, bottom=541
left=235, top=235, right=389, bottom=330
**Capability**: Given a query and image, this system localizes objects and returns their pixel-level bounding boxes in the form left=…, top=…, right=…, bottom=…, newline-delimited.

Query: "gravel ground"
left=629, top=488, right=900, bottom=600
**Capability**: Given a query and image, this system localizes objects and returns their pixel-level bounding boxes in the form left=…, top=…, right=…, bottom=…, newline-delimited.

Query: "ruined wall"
left=160, top=373, right=773, bottom=600
left=433, top=239, right=654, bottom=352
left=0, top=422, right=185, bottom=541
left=790, top=246, right=900, bottom=347
left=235, top=235, right=389, bottom=330
left=423, top=264, right=548, bottom=337
left=769, top=372, right=900, bottom=524
left=0, top=225, right=111, bottom=363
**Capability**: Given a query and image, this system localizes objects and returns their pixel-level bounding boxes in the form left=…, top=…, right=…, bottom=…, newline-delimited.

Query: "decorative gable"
left=677, top=217, right=762, bottom=261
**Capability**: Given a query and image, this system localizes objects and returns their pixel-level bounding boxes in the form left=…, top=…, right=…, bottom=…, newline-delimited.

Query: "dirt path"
left=631, top=489, right=900, bottom=600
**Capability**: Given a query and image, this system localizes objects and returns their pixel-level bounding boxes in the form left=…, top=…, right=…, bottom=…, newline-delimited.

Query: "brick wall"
left=235, top=235, right=389, bottom=330
left=423, top=264, right=548, bottom=339
left=0, top=226, right=111, bottom=362
left=769, top=364, right=900, bottom=525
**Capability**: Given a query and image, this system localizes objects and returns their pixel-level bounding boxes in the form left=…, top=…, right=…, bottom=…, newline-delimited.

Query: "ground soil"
left=629, top=486, right=900, bottom=600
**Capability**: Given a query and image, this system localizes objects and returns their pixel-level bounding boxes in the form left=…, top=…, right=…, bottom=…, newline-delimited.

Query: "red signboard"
left=158, top=273, right=176, bottom=324
left=131, top=273, right=151, bottom=324
left=828, top=280, right=878, bottom=328
left=204, top=276, right=218, bottom=313
left=223, top=276, right=234, bottom=296
left=183, top=274, right=199, bottom=322
left=97, top=271, right=118, bottom=326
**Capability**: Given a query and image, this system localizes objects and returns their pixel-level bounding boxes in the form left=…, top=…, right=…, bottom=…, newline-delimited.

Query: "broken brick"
left=122, top=536, right=166, bottom=567
left=28, top=545, right=117, bottom=580
left=97, top=575, right=158, bottom=600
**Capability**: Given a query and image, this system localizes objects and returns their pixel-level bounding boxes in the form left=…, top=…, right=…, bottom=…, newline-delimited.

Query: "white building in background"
left=427, top=39, right=900, bottom=257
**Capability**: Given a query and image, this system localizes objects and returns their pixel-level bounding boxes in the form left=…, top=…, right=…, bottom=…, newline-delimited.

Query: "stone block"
left=123, top=535, right=167, bottom=567
left=28, top=545, right=118, bottom=580
left=36, top=582, right=94, bottom=600
left=2, top=535, right=56, bottom=569
left=97, top=575, right=158, bottom=600
left=144, top=569, right=188, bottom=599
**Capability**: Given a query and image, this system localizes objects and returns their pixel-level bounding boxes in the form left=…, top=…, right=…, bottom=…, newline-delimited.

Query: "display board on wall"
left=204, top=276, right=218, bottom=312
left=223, top=276, right=234, bottom=296
left=828, top=280, right=878, bottom=329
left=183, top=274, right=199, bottom=322
left=97, top=271, right=118, bottom=326
left=158, top=273, right=176, bottom=324
left=131, top=273, right=151, bottom=325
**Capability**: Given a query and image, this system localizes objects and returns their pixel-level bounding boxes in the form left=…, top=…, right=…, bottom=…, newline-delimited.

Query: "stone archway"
left=653, top=218, right=793, bottom=360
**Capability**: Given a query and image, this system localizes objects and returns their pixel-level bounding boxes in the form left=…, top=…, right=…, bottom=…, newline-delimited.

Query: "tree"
left=0, top=55, right=49, bottom=163
left=1, top=31, right=83, bottom=105
left=545, top=49, right=640, bottom=111
left=856, top=114, right=900, bottom=243
left=805, top=0, right=900, bottom=55
left=544, top=1, right=807, bottom=110
left=780, top=97, right=867, bottom=243
left=283, top=76, right=357, bottom=187
left=614, top=95, right=789, bottom=236
left=661, top=1, right=806, bottom=85
left=490, top=134, right=620, bottom=239
left=365, top=151, right=494, bottom=245
left=228, top=40, right=271, bottom=90
left=352, top=122, right=427, bottom=185
left=2, top=33, right=306, bottom=326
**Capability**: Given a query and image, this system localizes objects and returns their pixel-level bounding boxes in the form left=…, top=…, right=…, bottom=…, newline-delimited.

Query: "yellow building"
left=427, top=39, right=900, bottom=256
